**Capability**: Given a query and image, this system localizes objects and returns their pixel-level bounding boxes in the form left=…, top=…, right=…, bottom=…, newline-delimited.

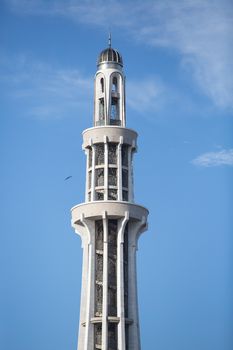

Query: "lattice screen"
left=124, top=224, right=129, bottom=318
left=108, top=189, right=117, bottom=200
left=96, top=189, right=104, bottom=201
left=95, top=220, right=103, bottom=317
left=108, top=220, right=117, bottom=318
left=108, top=168, right=117, bottom=186
left=122, top=168, right=128, bottom=188
left=108, top=143, right=117, bottom=164
left=123, top=190, right=128, bottom=201
left=121, top=144, right=128, bottom=167
left=89, top=147, right=92, bottom=168
left=96, top=254, right=103, bottom=282
left=95, top=220, right=103, bottom=251
left=96, top=168, right=104, bottom=187
left=94, top=323, right=102, bottom=349
left=88, top=171, right=92, bottom=190
left=95, top=143, right=105, bottom=165
left=108, top=323, right=118, bottom=350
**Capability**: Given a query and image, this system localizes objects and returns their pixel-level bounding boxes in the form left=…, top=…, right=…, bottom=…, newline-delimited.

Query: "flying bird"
left=64, top=176, right=72, bottom=181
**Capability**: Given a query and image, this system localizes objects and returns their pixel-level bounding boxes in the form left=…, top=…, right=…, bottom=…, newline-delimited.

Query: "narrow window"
left=100, top=78, right=104, bottom=93
left=99, top=98, right=105, bottom=121
left=112, top=77, right=117, bottom=92
left=111, top=97, right=118, bottom=119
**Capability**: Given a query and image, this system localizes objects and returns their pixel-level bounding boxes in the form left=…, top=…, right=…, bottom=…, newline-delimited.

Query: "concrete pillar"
left=117, top=212, right=129, bottom=350
left=71, top=45, right=149, bottom=350
left=102, top=213, right=108, bottom=349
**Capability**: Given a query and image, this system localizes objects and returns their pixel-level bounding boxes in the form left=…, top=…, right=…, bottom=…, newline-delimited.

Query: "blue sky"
left=0, top=1, right=233, bottom=349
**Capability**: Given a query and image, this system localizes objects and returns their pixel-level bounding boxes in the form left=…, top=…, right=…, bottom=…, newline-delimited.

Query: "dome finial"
left=108, top=31, right=112, bottom=48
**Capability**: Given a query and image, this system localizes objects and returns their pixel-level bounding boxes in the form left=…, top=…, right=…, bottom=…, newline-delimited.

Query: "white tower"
left=71, top=41, right=149, bottom=350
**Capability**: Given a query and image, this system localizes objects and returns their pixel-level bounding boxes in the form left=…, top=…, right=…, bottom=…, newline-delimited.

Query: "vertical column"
left=127, top=219, right=146, bottom=350
left=104, top=136, right=108, bottom=200
left=124, top=76, right=127, bottom=127
left=118, top=136, right=123, bottom=201
left=102, top=213, right=108, bottom=349
left=85, top=149, right=89, bottom=202
left=77, top=232, right=89, bottom=350
left=121, top=75, right=126, bottom=127
left=117, top=212, right=129, bottom=350
left=128, top=146, right=133, bottom=202
left=91, top=144, right=96, bottom=201
left=93, top=76, right=96, bottom=126
left=127, top=243, right=140, bottom=350
left=104, top=78, right=107, bottom=126
left=80, top=220, right=95, bottom=350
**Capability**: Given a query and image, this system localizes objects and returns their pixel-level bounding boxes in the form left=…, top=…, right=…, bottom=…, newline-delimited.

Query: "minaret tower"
left=71, top=39, right=149, bottom=350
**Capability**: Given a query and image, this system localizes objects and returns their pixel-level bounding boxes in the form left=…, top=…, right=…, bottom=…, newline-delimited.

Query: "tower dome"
left=97, top=47, right=123, bottom=66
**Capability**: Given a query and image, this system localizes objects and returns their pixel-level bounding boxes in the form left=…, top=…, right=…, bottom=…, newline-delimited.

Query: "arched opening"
left=100, top=78, right=104, bottom=93
left=112, top=77, right=117, bottom=92
left=110, top=97, right=119, bottom=121
left=98, top=98, right=105, bottom=124
left=110, top=75, right=121, bottom=125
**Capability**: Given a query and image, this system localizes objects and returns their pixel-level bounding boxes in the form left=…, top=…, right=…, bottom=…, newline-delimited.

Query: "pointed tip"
left=108, top=32, right=112, bottom=48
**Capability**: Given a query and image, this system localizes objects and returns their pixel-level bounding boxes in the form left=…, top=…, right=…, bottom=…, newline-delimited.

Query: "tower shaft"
left=71, top=45, right=148, bottom=350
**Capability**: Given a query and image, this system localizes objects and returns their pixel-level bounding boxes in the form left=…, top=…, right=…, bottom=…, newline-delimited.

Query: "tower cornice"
left=82, top=126, right=138, bottom=150
left=71, top=201, right=149, bottom=224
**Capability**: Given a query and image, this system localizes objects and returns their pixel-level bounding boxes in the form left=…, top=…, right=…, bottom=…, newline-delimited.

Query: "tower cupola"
left=94, top=40, right=126, bottom=127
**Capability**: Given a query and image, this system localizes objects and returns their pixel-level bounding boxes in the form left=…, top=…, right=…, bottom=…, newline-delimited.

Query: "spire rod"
left=108, top=32, right=112, bottom=48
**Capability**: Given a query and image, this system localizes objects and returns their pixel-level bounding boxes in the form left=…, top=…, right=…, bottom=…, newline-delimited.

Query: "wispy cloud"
left=192, top=149, right=233, bottom=167
left=0, top=54, right=92, bottom=119
left=0, top=54, right=168, bottom=119
left=6, top=0, right=233, bottom=110
left=127, top=78, right=164, bottom=114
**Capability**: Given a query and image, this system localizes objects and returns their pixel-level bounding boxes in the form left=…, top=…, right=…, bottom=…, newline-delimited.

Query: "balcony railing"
left=110, top=119, right=121, bottom=126
left=96, top=120, right=105, bottom=126
left=95, top=119, right=121, bottom=126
